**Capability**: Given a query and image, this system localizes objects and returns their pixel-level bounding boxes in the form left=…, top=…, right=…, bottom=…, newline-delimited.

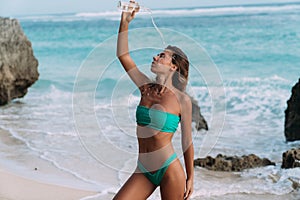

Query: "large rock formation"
left=191, top=96, right=208, bottom=131
left=285, top=79, right=300, bottom=141
left=194, top=154, right=275, bottom=172
left=0, top=17, right=39, bottom=105
left=282, top=148, right=300, bottom=169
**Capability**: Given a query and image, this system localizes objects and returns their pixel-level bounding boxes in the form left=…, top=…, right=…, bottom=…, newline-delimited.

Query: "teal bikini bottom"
left=137, top=153, right=177, bottom=186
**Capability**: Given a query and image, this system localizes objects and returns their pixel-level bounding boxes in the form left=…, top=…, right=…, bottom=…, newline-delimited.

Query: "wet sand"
left=0, top=167, right=97, bottom=200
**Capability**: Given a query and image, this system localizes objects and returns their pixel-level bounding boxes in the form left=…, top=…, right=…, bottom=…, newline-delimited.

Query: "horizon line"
left=3, top=1, right=300, bottom=18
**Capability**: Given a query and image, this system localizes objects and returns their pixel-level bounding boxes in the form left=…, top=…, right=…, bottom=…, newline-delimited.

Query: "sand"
left=0, top=167, right=97, bottom=200
left=1, top=165, right=299, bottom=200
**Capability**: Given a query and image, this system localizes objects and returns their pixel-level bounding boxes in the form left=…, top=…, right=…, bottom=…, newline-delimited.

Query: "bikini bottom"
left=137, top=153, right=177, bottom=186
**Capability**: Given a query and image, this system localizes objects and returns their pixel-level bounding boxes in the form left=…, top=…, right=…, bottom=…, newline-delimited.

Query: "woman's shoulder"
left=174, top=89, right=191, bottom=104
left=172, top=89, right=192, bottom=114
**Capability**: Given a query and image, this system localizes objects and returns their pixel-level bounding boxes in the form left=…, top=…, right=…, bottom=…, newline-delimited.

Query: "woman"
left=114, top=10, right=194, bottom=200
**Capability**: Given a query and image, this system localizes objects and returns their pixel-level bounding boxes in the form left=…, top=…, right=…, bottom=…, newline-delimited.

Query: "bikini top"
left=136, top=105, right=180, bottom=133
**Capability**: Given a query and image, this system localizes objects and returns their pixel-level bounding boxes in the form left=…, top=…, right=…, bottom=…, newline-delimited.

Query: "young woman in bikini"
left=113, top=10, right=194, bottom=200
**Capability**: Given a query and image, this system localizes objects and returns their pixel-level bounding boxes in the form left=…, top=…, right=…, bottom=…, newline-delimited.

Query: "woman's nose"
left=153, top=55, right=158, bottom=61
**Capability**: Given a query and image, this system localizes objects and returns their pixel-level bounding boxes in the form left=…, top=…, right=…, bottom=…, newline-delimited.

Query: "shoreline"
left=0, top=162, right=299, bottom=200
left=0, top=166, right=97, bottom=200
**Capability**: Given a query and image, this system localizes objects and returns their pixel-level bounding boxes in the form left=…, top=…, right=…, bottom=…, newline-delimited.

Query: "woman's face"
left=150, top=50, right=175, bottom=74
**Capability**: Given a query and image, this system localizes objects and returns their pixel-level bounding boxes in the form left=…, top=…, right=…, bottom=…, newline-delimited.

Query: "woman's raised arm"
left=117, top=11, right=150, bottom=88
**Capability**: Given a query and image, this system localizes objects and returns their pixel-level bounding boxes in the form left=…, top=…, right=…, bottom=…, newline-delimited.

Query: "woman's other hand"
left=184, top=178, right=194, bottom=200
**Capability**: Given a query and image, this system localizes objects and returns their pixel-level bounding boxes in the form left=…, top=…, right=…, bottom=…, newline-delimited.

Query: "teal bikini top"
left=136, top=105, right=180, bottom=133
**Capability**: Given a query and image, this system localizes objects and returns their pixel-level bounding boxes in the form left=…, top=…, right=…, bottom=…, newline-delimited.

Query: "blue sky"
left=1, top=0, right=300, bottom=16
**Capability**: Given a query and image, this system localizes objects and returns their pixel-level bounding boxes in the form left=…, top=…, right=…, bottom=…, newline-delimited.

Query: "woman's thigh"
left=113, top=171, right=157, bottom=200
left=160, top=159, right=186, bottom=200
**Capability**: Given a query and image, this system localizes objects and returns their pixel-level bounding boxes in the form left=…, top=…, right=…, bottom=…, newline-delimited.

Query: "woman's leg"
left=113, top=170, right=157, bottom=200
left=160, top=159, right=186, bottom=200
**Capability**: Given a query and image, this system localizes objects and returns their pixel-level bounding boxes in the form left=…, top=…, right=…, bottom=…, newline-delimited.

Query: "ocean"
left=1, top=2, right=300, bottom=199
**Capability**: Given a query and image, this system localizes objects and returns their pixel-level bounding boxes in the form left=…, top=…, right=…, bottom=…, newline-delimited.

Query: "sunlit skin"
left=114, top=10, right=194, bottom=200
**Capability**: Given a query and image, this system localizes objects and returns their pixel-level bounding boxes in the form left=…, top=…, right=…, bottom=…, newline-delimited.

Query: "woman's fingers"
left=184, top=179, right=193, bottom=200
left=131, top=10, right=136, bottom=18
left=121, top=10, right=136, bottom=23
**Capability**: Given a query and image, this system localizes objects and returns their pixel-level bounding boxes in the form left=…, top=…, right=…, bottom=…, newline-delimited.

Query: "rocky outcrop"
left=285, top=79, right=300, bottom=141
left=191, top=96, right=208, bottom=131
left=282, top=148, right=300, bottom=169
left=194, top=154, right=275, bottom=172
left=0, top=17, right=39, bottom=105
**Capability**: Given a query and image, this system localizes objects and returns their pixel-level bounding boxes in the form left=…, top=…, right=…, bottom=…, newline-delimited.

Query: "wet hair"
left=165, top=45, right=189, bottom=92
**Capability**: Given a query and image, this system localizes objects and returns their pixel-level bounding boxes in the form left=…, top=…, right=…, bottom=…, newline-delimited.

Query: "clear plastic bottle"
left=118, top=1, right=147, bottom=13
left=117, top=1, right=166, bottom=45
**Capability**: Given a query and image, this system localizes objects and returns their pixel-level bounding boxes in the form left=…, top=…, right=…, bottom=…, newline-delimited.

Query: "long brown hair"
left=166, top=45, right=189, bottom=92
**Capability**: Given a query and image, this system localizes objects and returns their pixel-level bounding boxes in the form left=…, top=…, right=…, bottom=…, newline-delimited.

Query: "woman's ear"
left=170, top=63, right=178, bottom=71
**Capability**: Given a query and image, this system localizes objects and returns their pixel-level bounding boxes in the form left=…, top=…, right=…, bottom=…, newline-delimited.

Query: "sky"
left=1, top=0, right=300, bottom=17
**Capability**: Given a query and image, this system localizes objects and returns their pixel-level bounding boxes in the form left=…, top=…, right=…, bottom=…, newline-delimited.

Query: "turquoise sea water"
left=1, top=2, right=300, bottom=199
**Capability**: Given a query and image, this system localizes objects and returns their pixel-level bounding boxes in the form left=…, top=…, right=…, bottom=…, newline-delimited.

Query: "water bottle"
left=118, top=1, right=147, bottom=13
left=117, top=0, right=165, bottom=45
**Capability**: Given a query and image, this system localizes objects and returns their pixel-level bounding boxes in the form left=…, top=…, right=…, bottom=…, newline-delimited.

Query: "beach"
left=0, top=2, right=300, bottom=199
left=0, top=166, right=96, bottom=200
left=1, top=163, right=298, bottom=200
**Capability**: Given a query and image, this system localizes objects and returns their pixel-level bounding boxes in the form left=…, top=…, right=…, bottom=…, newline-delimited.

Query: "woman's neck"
left=155, top=74, right=173, bottom=94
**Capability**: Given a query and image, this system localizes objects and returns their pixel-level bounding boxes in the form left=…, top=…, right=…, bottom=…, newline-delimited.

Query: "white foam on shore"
left=192, top=166, right=300, bottom=198
left=0, top=126, right=107, bottom=191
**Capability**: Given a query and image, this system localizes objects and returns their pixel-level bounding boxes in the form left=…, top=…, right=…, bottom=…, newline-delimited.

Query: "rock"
left=281, top=148, right=300, bottom=169
left=268, top=174, right=280, bottom=183
left=0, top=17, right=39, bottom=105
left=288, top=178, right=300, bottom=190
left=194, top=154, right=275, bottom=172
left=191, top=96, right=208, bottom=131
left=284, top=79, right=300, bottom=141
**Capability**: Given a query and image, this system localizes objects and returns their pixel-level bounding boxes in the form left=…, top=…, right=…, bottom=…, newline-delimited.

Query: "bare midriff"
left=136, top=126, right=176, bottom=172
